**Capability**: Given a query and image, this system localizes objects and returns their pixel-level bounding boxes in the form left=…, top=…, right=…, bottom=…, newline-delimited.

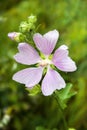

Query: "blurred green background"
left=0, top=0, right=87, bottom=130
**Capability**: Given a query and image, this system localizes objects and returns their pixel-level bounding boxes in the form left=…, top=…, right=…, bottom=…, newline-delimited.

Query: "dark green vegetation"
left=0, top=0, right=87, bottom=130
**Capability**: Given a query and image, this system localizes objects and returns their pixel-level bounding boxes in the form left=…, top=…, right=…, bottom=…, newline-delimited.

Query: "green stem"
left=54, top=92, right=68, bottom=130
left=0, top=109, right=2, bottom=120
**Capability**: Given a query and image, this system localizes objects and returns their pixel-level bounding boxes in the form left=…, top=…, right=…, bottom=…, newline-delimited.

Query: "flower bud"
left=28, top=15, right=37, bottom=23
left=19, top=21, right=29, bottom=33
left=8, top=32, right=18, bottom=40
left=8, top=32, right=25, bottom=42
left=19, top=21, right=35, bottom=33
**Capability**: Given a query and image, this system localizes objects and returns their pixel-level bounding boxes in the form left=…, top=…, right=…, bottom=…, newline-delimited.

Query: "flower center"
left=39, top=58, right=52, bottom=67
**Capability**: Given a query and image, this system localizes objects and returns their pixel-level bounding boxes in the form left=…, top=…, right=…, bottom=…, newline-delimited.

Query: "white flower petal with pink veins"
left=33, top=30, right=59, bottom=55
left=12, top=67, right=43, bottom=88
left=52, top=45, right=77, bottom=72
left=41, top=68, right=66, bottom=96
left=14, top=43, right=41, bottom=65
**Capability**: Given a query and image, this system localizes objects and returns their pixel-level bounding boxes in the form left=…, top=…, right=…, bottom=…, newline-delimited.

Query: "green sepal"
left=40, top=52, right=46, bottom=59
left=28, top=15, right=37, bottom=24
left=26, top=84, right=41, bottom=96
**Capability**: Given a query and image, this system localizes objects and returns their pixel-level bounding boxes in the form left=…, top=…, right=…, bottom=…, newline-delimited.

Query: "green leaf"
left=55, top=83, right=77, bottom=109
left=26, top=84, right=41, bottom=96
left=58, top=83, right=77, bottom=100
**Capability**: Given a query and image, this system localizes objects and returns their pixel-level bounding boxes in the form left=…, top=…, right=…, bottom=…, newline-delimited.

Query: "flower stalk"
left=54, top=92, right=68, bottom=130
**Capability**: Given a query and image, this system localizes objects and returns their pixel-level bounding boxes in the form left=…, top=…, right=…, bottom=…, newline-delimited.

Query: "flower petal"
left=41, top=68, right=66, bottom=96
left=12, top=67, right=43, bottom=88
left=33, top=30, right=59, bottom=55
left=14, top=43, right=40, bottom=65
left=52, top=45, right=77, bottom=72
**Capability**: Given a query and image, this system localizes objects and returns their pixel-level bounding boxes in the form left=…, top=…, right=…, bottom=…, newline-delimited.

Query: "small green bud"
left=28, top=22, right=35, bottom=31
left=19, top=21, right=29, bottom=33
left=19, top=21, right=36, bottom=33
left=28, top=15, right=37, bottom=23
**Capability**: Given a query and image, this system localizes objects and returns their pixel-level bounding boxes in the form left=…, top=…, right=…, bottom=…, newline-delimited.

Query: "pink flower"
left=13, top=30, right=77, bottom=96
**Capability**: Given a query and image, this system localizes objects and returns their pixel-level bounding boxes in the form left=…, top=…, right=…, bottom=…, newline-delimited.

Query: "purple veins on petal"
left=12, top=29, right=77, bottom=96
left=52, top=45, right=77, bottom=72
left=14, top=43, right=41, bottom=65
left=52, top=45, right=69, bottom=61
left=12, top=67, right=43, bottom=88
left=41, top=68, right=66, bottom=96
left=33, top=30, right=59, bottom=55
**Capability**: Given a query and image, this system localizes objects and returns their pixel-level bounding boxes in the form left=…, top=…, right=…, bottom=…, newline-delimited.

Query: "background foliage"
left=0, top=0, right=87, bottom=130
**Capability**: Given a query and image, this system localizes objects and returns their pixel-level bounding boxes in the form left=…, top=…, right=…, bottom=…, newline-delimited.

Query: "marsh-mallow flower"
left=12, top=30, right=77, bottom=96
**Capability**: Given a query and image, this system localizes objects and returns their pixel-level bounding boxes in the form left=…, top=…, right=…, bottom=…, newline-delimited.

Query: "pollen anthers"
left=39, top=58, right=52, bottom=67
